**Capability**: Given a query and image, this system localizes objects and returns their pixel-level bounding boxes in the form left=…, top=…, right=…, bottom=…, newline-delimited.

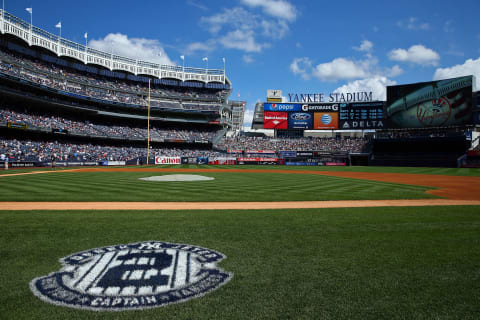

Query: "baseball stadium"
left=1, top=5, right=480, bottom=320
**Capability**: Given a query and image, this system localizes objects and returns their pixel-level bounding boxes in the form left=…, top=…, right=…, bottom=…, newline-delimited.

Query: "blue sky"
left=5, top=0, right=480, bottom=127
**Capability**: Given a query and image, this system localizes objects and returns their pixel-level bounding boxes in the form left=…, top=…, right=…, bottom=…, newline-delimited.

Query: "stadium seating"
left=0, top=48, right=228, bottom=112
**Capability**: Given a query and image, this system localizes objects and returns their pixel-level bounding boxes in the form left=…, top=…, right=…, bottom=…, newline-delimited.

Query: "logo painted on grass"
left=30, top=241, right=233, bottom=311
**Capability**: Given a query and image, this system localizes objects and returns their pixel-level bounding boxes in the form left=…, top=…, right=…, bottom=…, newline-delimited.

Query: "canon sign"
left=155, top=156, right=181, bottom=165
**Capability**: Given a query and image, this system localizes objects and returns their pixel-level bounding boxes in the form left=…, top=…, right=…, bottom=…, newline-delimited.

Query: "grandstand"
left=0, top=9, right=235, bottom=165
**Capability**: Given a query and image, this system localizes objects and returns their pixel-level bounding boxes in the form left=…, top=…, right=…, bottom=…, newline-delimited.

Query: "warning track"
left=1, top=167, right=479, bottom=210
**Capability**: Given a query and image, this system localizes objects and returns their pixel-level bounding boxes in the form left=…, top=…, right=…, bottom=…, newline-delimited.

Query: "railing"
left=0, top=9, right=228, bottom=84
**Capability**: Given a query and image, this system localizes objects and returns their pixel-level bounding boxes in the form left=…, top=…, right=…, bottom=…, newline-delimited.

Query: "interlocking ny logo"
left=30, top=241, right=233, bottom=311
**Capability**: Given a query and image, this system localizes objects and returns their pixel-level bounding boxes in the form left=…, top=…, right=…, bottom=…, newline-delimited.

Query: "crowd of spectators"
left=0, top=135, right=368, bottom=163
left=0, top=108, right=217, bottom=141
left=217, top=136, right=368, bottom=153
left=0, top=49, right=227, bottom=111
left=0, top=139, right=227, bottom=162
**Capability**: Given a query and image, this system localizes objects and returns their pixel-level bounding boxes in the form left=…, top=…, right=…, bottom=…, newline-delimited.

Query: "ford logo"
left=291, top=113, right=311, bottom=121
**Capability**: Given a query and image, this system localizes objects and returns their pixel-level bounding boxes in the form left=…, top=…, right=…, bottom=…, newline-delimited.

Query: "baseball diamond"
left=1, top=1, right=480, bottom=319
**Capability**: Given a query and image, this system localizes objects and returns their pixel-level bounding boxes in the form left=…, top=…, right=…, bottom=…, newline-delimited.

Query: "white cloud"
left=334, top=76, right=397, bottom=101
left=187, top=0, right=208, bottom=11
left=433, top=57, right=480, bottom=91
left=388, top=44, right=440, bottom=66
left=386, top=65, right=404, bottom=77
left=291, top=54, right=403, bottom=82
left=185, top=41, right=216, bottom=55
left=353, top=40, right=373, bottom=53
left=220, top=29, right=269, bottom=53
left=199, top=2, right=297, bottom=54
left=397, top=17, right=430, bottom=30
left=201, top=7, right=253, bottom=34
left=290, top=57, right=312, bottom=80
left=261, top=19, right=289, bottom=39
left=241, top=0, right=297, bottom=21
left=312, top=58, right=372, bottom=81
left=89, top=33, right=173, bottom=65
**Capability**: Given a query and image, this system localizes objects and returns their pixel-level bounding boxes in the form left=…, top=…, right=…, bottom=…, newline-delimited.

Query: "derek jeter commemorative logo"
left=30, top=241, right=233, bottom=311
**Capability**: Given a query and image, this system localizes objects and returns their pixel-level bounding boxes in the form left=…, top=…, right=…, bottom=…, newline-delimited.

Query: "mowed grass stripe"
left=0, top=206, right=479, bottom=319
left=0, top=170, right=438, bottom=202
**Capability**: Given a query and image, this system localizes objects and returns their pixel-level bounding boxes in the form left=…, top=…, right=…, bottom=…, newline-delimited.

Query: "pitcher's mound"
left=139, top=174, right=215, bottom=182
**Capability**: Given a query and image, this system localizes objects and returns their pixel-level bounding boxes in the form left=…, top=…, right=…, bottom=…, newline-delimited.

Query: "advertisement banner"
left=313, top=112, right=338, bottom=130
left=288, top=112, right=313, bottom=129
left=285, top=162, right=319, bottom=166
left=237, top=157, right=278, bottom=165
left=264, top=112, right=288, bottom=129
left=237, top=158, right=279, bottom=165
left=101, top=161, right=126, bottom=166
left=155, top=157, right=181, bottom=165
left=296, top=151, right=314, bottom=157
left=237, top=157, right=278, bottom=162
left=181, top=157, right=197, bottom=164
left=245, top=150, right=276, bottom=154
left=301, top=104, right=339, bottom=112
left=386, top=76, right=473, bottom=128
left=326, top=162, right=346, bottom=166
left=263, top=103, right=302, bottom=112
left=197, top=157, right=208, bottom=165
left=208, top=157, right=237, bottom=165
left=279, top=151, right=297, bottom=158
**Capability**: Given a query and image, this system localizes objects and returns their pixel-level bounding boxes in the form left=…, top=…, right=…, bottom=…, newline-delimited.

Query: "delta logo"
left=30, top=241, right=233, bottom=311
left=314, top=112, right=338, bottom=129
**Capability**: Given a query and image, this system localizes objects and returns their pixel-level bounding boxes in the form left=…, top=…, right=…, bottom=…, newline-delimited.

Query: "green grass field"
left=0, top=165, right=479, bottom=319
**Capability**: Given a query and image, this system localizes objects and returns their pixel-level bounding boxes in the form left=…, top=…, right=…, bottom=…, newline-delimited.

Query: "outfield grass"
left=1, top=206, right=479, bottom=319
left=0, top=166, right=443, bottom=201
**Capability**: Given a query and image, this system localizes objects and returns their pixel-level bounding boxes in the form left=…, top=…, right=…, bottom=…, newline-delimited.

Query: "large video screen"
left=263, top=102, right=385, bottom=130
left=386, top=76, right=474, bottom=128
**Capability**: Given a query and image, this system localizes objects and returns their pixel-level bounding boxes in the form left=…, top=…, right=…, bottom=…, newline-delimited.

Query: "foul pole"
left=147, top=80, right=151, bottom=165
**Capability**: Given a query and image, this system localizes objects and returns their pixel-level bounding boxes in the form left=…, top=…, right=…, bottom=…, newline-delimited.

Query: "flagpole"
left=223, top=57, right=226, bottom=85
left=84, top=32, right=88, bottom=64
left=56, top=22, right=62, bottom=56
left=26, top=8, right=32, bottom=46
left=147, top=79, right=151, bottom=166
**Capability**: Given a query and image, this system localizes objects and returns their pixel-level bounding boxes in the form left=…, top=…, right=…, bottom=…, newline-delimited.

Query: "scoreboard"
left=338, top=102, right=385, bottom=129
left=264, top=102, right=385, bottom=130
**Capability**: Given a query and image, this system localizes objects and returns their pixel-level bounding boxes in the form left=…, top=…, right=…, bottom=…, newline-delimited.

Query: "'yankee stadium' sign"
left=288, top=92, right=373, bottom=103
